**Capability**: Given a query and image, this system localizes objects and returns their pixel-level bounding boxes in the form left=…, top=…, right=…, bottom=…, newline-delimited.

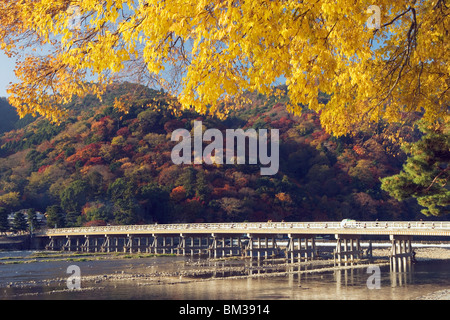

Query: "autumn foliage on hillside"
left=0, top=83, right=430, bottom=227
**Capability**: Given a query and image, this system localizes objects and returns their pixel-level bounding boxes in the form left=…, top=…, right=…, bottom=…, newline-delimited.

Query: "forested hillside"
left=0, top=83, right=431, bottom=227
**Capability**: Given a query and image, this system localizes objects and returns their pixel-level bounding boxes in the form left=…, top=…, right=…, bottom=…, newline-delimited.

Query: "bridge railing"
left=40, top=221, right=450, bottom=236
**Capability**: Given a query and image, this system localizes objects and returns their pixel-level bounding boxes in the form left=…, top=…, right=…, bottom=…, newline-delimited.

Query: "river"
left=1, top=246, right=450, bottom=300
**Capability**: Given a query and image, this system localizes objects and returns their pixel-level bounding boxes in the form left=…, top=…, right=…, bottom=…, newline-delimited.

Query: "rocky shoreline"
left=415, top=289, right=450, bottom=300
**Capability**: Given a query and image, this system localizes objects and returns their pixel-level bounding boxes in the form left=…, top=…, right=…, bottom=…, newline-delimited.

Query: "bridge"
left=37, top=221, right=450, bottom=271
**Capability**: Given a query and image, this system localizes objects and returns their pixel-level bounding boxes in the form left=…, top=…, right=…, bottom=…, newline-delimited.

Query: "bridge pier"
left=389, top=235, right=413, bottom=272
left=210, top=233, right=241, bottom=259
left=46, top=236, right=57, bottom=250
left=147, top=234, right=190, bottom=255
left=83, top=235, right=102, bottom=252
left=334, top=234, right=362, bottom=266
left=111, top=237, right=120, bottom=252
left=94, top=237, right=100, bottom=252
left=208, top=234, right=243, bottom=258
left=244, top=234, right=282, bottom=259
left=62, top=236, right=71, bottom=251
left=286, top=234, right=316, bottom=263
left=61, top=236, right=84, bottom=251
left=101, top=236, right=109, bottom=252
left=80, top=236, right=89, bottom=252
left=151, top=235, right=158, bottom=253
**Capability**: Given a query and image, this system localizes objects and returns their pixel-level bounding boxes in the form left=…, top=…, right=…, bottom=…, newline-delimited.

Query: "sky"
left=0, top=52, right=17, bottom=98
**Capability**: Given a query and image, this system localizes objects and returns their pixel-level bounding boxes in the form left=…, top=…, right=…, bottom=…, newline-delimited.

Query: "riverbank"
left=371, top=247, right=450, bottom=261
left=0, top=254, right=391, bottom=299
left=0, top=250, right=175, bottom=265
left=410, top=247, right=450, bottom=300
left=0, top=235, right=31, bottom=251
left=416, top=289, right=450, bottom=300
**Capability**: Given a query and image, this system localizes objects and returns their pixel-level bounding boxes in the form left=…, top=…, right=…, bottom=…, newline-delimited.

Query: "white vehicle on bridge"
left=340, top=219, right=358, bottom=228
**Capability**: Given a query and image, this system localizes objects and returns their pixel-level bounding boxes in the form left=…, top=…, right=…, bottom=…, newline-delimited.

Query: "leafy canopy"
left=0, top=0, right=449, bottom=135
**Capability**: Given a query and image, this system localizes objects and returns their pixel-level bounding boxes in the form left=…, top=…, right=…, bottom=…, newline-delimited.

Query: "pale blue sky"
left=0, top=52, right=17, bottom=98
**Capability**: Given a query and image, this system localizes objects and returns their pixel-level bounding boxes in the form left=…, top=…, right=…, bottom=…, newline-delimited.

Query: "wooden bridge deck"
left=36, top=221, right=450, bottom=270
left=38, top=221, right=450, bottom=237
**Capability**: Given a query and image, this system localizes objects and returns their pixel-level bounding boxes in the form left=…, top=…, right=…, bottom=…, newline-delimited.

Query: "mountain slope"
left=0, top=83, right=427, bottom=227
left=0, top=97, right=19, bottom=134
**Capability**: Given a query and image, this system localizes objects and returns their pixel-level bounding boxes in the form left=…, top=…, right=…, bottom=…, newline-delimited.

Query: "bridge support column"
left=390, top=235, right=413, bottom=272
left=207, top=234, right=242, bottom=258
left=46, top=236, right=56, bottom=250
left=237, top=236, right=243, bottom=257
left=125, top=235, right=134, bottom=253
left=62, top=236, right=72, bottom=251
left=256, top=237, right=261, bottom=259
left=137, top=237, right=141, bottom=253
left=101, top=236, right=110, bottom=252
left=68, top=236, right=83, bottom=252
left=272, top=237, right=279, bottom=258
left=144, top=237, right=150, bottom=253
left=212, top=234, right=221, bottom=258
left=334, top=234, right=362, bottom=266
left=94, top=237, right=99, bottom=252
left=73, top=237, right=78, bottom=252
left=82, top=236, right=91, bottom=252
left=114, top=237, right=119, bottom=252
left=287, top=234, right=316, bottom=263
left=190, top=237, right=195, bottom=256
left=243, top=235, right=282, bottom=260
left=179, top=234, right=186, bottom=256
left=171, top=237, right=176, bottom=254
left=246, top=234, right=253, bottom=258
left=212, top=235, right=217, bottom=258
left=150, top=235, right=157, bottom=254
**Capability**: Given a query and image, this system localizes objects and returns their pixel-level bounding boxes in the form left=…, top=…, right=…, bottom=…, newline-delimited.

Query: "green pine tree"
left=26, top=208, right=40, bottom=232
left=381, top=126, right=450, bottom=216
left=0, top=207, right=9, bottom=234
left=46, top=205, right=65, bottom=229
left=12, top=211, right=28, bottom=233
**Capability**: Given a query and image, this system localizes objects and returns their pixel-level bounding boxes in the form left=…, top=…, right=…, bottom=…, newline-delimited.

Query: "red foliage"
left=98, top=116, right=112, bottom=123
left=117, top=127, right=130, bottom=137
left=186, top=196, right=205, bottom=206
left=170, top=186, right=186, bottom=202
left=38, top=164, right=51, bottom=173
left=53, top=152, right=65, bottom=162
left=37, top=140, right=54, bottom=153
left=86, top=157, right=103, bottom=166
left=211, top=184, right=237, bottom=198
left=83, top=220, right=107, bottom=227
left=211, top=177, right=225, bottom=188
left=353, top=145, right=366, bottom=156
left=91, top=116, right=115, bottom=138
left=66, top=143, right=101, bottom=164
left=164, top=119, right=185, bottom=133
left=273, top=103, right=284, bottom=109
left=122, top=144, right=134, bottom=155
left=270, top=116, right=293, bottom=131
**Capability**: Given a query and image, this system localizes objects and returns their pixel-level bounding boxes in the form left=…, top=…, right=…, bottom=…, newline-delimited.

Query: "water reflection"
left=390, top=262, right=414, bottom=287
left=1, top=253, right=449, bottom=300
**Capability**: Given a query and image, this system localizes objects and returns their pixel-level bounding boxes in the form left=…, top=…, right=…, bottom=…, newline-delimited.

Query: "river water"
left=1, top=249, right=449, bottom=300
